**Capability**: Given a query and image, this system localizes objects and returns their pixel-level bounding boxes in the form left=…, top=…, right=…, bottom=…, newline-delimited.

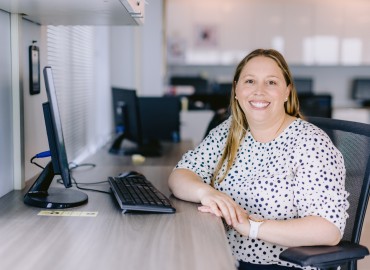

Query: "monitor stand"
left=24, top=162, right=88, bottom=209
left=109, top=133, right=162, bottom=157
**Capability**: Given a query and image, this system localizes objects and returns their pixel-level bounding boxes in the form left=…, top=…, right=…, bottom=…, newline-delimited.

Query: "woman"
left=168, top=49, right=349, bottom=269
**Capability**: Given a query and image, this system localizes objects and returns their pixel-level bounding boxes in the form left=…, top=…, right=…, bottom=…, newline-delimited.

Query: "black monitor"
left=170, top=76, right=209, bottom=93
left=299, top=94, right=332, bottom=118
left=187, top=93, right=230, bottom=111
left=352, top=78, right=370, bottom=106
left=109, top=88, right=162, bottom=156
left=24, top=66, right=88, bottom=209
left=139, top=96, right=181, bottom=143
left=293, top=77, right=313, bottom=94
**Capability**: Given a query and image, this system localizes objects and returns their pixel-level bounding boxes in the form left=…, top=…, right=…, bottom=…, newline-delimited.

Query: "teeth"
left=250, top=101, right=269, bottom=108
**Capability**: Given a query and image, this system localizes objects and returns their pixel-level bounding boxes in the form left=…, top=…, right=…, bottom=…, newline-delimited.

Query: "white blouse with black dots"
left=175, top=117, right=349, bottom=269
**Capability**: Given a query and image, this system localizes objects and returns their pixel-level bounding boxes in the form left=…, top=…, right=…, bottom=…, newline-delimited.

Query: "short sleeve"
left=292, top=126, right=349, bottom=235
left=175, top=117, right=231, bottom=185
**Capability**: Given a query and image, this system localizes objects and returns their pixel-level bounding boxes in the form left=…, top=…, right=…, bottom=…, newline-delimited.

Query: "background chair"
left=280, top=117, right=370, bottom=270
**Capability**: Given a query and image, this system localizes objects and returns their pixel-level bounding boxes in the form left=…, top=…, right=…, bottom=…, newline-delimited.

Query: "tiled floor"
left=358, top=208, right=370, bottom=269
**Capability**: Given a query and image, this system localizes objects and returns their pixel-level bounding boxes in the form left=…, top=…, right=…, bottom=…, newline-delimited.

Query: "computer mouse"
left=118, top=171, right=143, bottom=178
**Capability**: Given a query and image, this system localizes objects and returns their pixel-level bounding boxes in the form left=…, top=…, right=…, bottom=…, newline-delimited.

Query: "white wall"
left=90, top=26, right=113, bottom=155
left=110, top=0, right=164, bottom=96
left=166, top=0, right=370, bottom=66
left=0, top=10, right=13, bottom=197
left=21, top=23, right=112, bottom=182
left=22, top=21, right=49, bottom=181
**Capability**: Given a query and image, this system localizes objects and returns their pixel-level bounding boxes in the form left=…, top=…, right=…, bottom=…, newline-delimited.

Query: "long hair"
left=211, top=49, right=302, bottom=186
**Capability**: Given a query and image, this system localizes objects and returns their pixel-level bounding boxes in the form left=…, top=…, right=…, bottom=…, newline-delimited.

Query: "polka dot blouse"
left=175, top=116, right=349, bottom=269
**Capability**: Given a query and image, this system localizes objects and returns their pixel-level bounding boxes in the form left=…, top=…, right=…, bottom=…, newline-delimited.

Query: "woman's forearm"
left=168, top=168, right=214, bottom=203
left=234, top=215, right=341, bottom=247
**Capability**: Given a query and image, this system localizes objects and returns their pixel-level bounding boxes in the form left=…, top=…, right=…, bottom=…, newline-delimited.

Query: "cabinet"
left=333, top=108, right=370, bottom=124
left=180, top=110, right=214, bottom=146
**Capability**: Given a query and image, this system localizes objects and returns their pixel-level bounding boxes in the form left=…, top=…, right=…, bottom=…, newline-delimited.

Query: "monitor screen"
left=139, top=96, right=180, bottom=143
left=109, top=88, right=161, bottom=156
left=352, top=78, right=370, bottom=105
left=111, top=87, right=142, bottom=143
left=170, top=76, right=209, bottom=93
left=293, top=77, right=313, bottom=94
left=298, top=94, right=332, bottom=118
left=24, top=66, right=88, bottom=209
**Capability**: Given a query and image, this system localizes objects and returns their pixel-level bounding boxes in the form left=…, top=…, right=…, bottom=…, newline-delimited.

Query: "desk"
left=0, top=142, right=236, bottom=270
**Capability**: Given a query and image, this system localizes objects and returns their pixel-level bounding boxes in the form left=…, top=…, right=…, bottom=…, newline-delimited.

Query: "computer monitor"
left=170, top=76, right=209, bottom=93
left=298, top=94, right=332, bottom=118
left=293, top=77, right=313, bottom=94
left=109, top=88, right=161, bottom=156
left=24, top=66, right=88, bottom=209
left=139, top=96, right=181, bottom=143
left=352, top=78, right=370, bottom=106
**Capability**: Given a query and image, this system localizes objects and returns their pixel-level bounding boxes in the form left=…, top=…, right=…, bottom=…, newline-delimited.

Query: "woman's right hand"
left=198, top=188, right=247, bottom=227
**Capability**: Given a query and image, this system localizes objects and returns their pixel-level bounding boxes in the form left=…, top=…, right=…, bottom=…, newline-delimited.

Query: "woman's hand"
left=232, top=214, right=250, bottom=236
left=197, top=188, right=247, bottom=227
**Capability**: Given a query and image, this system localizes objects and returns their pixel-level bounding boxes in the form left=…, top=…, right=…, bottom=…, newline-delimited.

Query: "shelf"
left=0, top=0, right=144, bottom=25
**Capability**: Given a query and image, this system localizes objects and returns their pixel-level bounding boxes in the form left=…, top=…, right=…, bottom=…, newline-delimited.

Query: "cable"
left=57, top=177, right=111, bottom=195
left=30, top=155, right=110, bottom=194
left=30, top=156, right=45, bottom=169
left=30, top=150, right=51, bottom=170
left=69, top=162, right=96, bottom=170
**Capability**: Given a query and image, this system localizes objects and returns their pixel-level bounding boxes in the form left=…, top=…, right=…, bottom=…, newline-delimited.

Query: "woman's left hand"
left=198, top=204, right=249, bottom=230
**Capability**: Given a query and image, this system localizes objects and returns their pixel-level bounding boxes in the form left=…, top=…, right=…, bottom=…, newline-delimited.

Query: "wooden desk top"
left=94, top=140, right=194, bottom=166
left=0, top=143, right=236, bottom=270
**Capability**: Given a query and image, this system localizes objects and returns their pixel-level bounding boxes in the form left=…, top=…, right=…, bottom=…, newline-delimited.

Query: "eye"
left=267, top=80, right=277, bottom=86
left=245, top=79, right=254, bottom=84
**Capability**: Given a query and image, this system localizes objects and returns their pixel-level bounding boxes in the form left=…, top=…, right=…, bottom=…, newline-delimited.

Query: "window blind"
left=46, top=26, right=94, bottom=161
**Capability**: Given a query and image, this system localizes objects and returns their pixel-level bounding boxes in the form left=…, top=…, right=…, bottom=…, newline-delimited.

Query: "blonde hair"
left=211, top=49, right=302, bottom=186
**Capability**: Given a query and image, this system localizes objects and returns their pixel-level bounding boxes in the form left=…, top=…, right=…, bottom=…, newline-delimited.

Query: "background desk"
left=0, top=142, right=236, bottom=270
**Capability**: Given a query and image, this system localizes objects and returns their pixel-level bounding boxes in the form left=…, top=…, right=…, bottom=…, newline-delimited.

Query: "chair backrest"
left=306, top=117, right=370, bottom=244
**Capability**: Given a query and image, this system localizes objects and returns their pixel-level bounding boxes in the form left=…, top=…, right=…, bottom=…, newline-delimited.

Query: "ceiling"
left=0, top=0, right=143, bottom=25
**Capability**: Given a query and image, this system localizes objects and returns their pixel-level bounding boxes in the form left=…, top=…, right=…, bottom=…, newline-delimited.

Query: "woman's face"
left=235, top=56, right=291, bottom=124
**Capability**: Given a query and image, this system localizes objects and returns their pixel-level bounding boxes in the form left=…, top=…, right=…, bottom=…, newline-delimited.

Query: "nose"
left=252, top=82, right=265, bottom=96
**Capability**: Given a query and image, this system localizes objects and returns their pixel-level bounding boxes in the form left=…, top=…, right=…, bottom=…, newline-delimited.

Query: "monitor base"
left=24, top=187, right=88, bottom=209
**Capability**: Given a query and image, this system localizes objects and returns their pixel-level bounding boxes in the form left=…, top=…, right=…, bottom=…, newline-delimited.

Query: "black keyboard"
left=108, top=171, right=176, bottom=214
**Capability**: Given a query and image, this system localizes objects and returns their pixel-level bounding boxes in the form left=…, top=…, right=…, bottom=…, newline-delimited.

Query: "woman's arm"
left=168, top=168, right=246, bottom=226
left=233, top=215, right=341, bottom=247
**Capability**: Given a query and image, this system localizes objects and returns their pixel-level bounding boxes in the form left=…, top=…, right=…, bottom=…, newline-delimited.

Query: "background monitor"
left=111, top=87, right=142, bottom=144
left=352, top=78, right=370, bottom=106
left=24, top=66, right=88, bottom=209
left=293, top=77, right=313, bottom=94
left=169, top=76, right=209, bottom=93
left=139, top=96, right=180, bottom=143
left=109, top=88, right=161, bottom=156
left=298, top=94, right=332, bottom=118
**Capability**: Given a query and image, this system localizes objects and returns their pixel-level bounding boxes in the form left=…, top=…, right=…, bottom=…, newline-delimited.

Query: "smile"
left=249, top=101, right=270, bottom=108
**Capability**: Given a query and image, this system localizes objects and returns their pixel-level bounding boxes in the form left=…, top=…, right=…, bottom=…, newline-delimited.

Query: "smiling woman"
left=234, top=55, right=292, bottom=142
left=168, top=49, right=349, bottom=270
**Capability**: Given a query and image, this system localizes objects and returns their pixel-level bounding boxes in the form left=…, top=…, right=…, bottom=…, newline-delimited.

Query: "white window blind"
left=46, top=26, right=94, bottom=161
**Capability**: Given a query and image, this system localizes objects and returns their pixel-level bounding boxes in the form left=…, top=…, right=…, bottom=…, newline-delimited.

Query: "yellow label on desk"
left=38, top=210, right=98, bottom=217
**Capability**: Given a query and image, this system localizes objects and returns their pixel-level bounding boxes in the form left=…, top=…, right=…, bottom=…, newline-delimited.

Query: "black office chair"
left=203, top=108, right=230, bottom=139
left=280, top=117, right=370, bottom=270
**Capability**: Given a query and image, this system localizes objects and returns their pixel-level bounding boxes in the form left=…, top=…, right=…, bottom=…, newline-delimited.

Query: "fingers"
left=198, top=205, right=213, bottom=213
left=200, top=191, right=247, bottom=226
left=216, top=199, right=237, bottom=226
